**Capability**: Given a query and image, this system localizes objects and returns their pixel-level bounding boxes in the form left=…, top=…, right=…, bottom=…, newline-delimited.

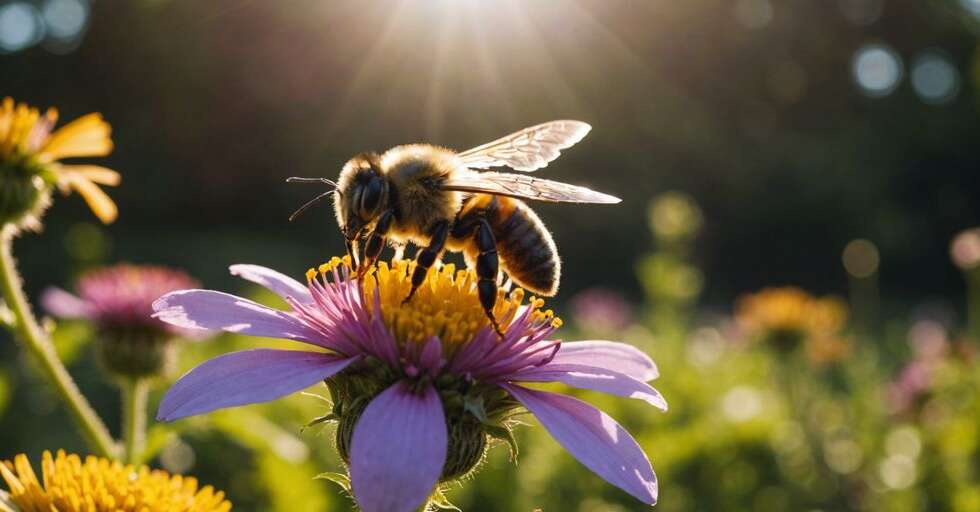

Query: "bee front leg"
left=403, top=220, right=449, bottom=303
left=474, top=219, right=504, bottom=337
left=356, top=210, right=394, bottom=279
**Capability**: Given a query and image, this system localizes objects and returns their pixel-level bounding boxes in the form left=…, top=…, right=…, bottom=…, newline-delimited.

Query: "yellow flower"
left=0, top=97, right=119, bottom=226
left=736, top=286, right=849, bottom=358
left=0, top=450, right=231, bottom=512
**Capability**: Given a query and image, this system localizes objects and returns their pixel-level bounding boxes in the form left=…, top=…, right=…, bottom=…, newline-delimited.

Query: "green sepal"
left=484, top=423, right=519, bottom=462
left=313, top=471, right=351, bottom=494
left=462, top=394, right=489, bottom=423
left=429, top=488, right=462, bottom=511
left=301, top=412, right=338, bottom=432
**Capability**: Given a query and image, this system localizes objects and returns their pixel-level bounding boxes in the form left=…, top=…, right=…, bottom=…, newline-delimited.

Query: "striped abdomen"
left=488, top=197, right=560, bottom=296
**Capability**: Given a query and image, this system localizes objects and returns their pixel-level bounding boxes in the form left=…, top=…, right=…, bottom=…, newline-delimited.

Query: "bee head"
left=335, top=153, right=388, bottom=241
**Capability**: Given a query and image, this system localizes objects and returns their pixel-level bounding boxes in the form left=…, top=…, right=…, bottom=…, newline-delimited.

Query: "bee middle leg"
left=403, top=220, right=449, bottom=303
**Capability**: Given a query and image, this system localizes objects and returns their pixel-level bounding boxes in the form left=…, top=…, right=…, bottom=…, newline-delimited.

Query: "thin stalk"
left=121, top=377, right=149, bottom=464
left=967, top=271, right=980, bottom=343
left=0, top=226, right=118, bottom=458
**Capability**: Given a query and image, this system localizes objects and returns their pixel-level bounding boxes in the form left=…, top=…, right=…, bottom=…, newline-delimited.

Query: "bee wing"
left=443, top=171, right=621, bottom=204
left=456, top=120, right=591, bottom=172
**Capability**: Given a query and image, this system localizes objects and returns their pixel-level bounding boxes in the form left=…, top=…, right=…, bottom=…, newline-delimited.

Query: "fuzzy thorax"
left=307, top=256, right=561, bottom=351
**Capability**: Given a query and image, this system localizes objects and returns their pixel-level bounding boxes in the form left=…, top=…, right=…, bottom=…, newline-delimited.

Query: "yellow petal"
left=63, top=176, right=118, bottom=224
left=57, top=165, right=121, bottom=186
left=40, top=113, right=113, bottom=162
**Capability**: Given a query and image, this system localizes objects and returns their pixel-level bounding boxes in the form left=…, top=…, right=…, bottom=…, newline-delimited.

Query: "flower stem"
left=0, top=226, right=119, bottom=459
left=121, top=377, right=149, bottom=464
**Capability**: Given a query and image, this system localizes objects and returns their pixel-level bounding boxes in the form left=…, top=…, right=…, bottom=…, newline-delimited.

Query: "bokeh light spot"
left=0, top=2, right=43, bottom=53
left=950, top=228, right=980, bottom=270
left=722, top=385, right=763, bottom=422
left=879, top=454, right=917, bottom=489
left=885, top=425, right=922, bottom=459
left=42, top=0, right=88, bottom=40
left=824, top=437, right=864, bottom=474
left=911, top=51, right=960, bottom=105
left=842, top=239, right=880, bottom=278
left=961, top=0, right=980, bottom=18
left=852, top=43, right=903, bottom=97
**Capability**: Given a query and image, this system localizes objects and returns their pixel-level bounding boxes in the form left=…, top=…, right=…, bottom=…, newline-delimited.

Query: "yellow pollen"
left=0, top=450, right=231, bottom=512
left=308, top=256, right=559, bottom=348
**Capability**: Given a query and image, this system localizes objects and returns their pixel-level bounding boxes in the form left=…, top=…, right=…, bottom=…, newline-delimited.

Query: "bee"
left=288, top=120, right=620, bottom=333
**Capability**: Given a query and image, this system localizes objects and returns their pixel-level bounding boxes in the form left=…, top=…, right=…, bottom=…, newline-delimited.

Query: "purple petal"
left=503, top=384, right=658, bottom=505
left=350, top=381, right=447, bottom=512
left=40, top=287, right=90, bottom=319
left=552, top=341, right=659, bottom=381
left=507, top=363, right=667, bottom=411
left=157, top=349, right=356, bottom=421
left=419, top=337, right=443, bottom=376
left=152, top=290, right=323, bottom=345
left=229, top=264, right=312, bottom=304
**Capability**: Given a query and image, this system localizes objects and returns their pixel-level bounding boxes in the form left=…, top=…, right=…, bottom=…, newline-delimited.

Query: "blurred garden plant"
left=151, top=256, right=666, bottom=511
left=735, top=286, right=850, bottom=364
left=0, top=450, right=231, bottom=511
left=41, top=264, right=211, bottom=464
left=0, top=99, right=219, bottom=498
left=0, top=97, right=121, bottom=459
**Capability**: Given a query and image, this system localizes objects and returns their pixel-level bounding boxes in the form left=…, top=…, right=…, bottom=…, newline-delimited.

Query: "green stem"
left=0, top=226, right=118, bottom=458
left=121, top=377, right=149, bottom=464
left=967, top=271, right=980, bottom=343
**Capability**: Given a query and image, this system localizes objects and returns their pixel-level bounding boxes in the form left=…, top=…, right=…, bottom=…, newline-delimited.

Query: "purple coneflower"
left=42, top=263, right=203, bottom=377
left=152, top=257, right=666, bottom=511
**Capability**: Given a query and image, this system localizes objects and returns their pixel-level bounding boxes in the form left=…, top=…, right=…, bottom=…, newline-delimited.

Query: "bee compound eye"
left=360, top=177, right=383, bottom=216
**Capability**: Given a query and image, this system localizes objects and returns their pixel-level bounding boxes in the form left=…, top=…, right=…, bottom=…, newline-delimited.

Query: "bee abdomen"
left=494, top=201, right=560, bottom=296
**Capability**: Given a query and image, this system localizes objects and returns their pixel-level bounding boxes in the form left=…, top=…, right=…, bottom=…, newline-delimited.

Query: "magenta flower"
left=152, top=257, right=666, bottom=511
left=42, top=264, right=205, bottom=377
left=43, top=264, right=200, bottom=334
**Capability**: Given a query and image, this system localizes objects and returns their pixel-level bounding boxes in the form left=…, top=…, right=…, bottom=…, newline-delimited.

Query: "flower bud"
left=42, top=264, right=206, bottom=379
left=96, top=324, right=176, bottom=378
left=0, top=152, right=54, bottom=230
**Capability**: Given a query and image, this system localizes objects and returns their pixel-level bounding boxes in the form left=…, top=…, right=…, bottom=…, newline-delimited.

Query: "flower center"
left=0, top=450, right=231, bottom=512
left=307, top=256, right=561, bottom=348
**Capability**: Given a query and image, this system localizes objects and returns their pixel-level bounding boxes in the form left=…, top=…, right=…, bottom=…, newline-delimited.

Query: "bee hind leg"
left=474, top=219, right=504, bottom=337
left=403, top=220, right=449, bottom=304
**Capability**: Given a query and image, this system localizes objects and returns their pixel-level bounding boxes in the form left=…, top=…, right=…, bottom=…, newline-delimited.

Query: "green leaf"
left=314, top=471, right=351, bottom=493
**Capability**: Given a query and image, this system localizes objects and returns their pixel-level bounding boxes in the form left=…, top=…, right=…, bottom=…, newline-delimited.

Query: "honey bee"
left=288, top=120, right=620, bottom=333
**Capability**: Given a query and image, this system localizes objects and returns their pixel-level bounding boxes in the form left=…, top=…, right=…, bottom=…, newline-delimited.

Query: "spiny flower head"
left=42, top=264, right=206, bottom=378
left=0, top=97, right=118, bottom=230
left=152, top=256, right=666, bottom=511
left=0, top=450, right=231, bottom=512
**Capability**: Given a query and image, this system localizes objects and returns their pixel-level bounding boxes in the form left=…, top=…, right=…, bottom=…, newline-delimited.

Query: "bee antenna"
left=286, top=176, right=339, bottom=188
left=289, top=190, right=335, bottom=222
